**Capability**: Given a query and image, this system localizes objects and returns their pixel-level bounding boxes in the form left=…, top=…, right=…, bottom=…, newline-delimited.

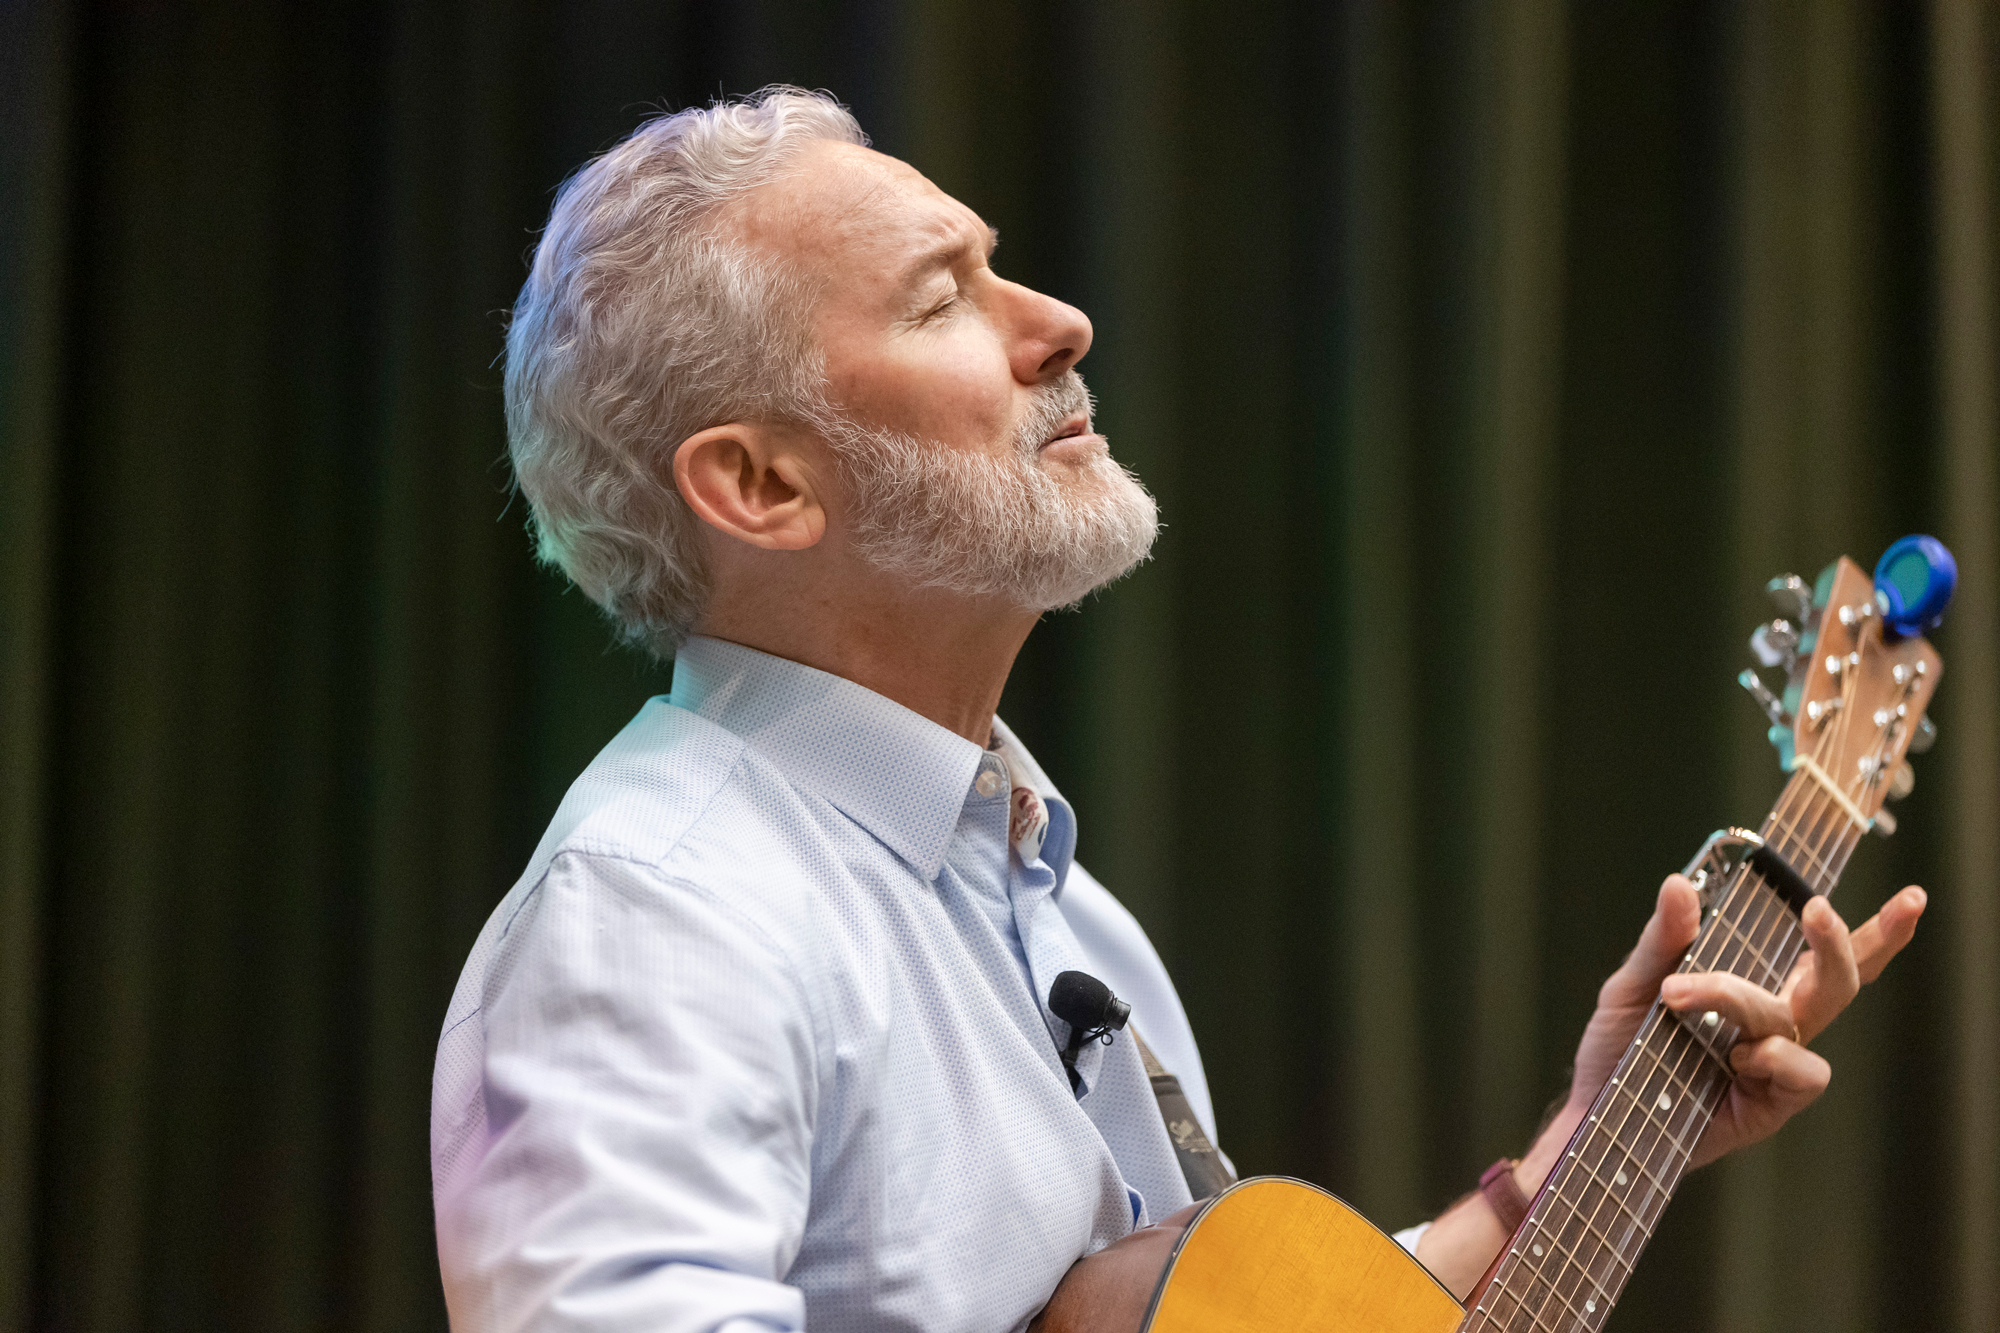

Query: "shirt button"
left=974, top=766, right=1007, bottom=798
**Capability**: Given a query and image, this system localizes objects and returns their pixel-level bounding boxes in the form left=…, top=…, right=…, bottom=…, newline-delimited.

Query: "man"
left=431, top=87, right=1926, bottom=1332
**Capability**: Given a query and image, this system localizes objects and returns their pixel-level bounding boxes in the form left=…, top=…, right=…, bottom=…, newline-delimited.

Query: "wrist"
left=1514, top=1100, right=1587, bottom=1197
left=1479, top=1158, right=1530, bottom=1235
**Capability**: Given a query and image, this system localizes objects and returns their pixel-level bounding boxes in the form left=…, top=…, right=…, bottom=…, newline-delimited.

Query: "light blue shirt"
left=431, top=637, right=1220, bottom=1333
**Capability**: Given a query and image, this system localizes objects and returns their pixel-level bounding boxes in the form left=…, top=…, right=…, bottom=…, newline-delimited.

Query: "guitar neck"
left=1460, top=769, right=1865, bottom=1333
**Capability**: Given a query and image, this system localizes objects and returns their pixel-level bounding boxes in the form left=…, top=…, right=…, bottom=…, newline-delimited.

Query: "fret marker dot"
left=1615, top=1170, right=1628, bottom=1187
left=1702, top=1010, right=1720, bottom=1028
left=1532, top=1243, right=1543, bottom=1256
left=1657, top=1092, right=1673, bottom=1111
left=1586, top=1298, right=1598, bottom=1314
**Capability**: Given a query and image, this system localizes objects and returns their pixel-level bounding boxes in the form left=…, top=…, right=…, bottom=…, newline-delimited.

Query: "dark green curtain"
left=4, top=2, right=1997, bottom=1330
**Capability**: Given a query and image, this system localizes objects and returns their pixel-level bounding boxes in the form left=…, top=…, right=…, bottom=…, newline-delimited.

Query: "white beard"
left=821, top=371, right=1160, bottom=610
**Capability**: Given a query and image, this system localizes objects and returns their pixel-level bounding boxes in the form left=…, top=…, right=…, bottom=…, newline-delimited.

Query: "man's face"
left=734, top=141, right=1107, bottom=477
left=727, top=140, right=1157, bottom=609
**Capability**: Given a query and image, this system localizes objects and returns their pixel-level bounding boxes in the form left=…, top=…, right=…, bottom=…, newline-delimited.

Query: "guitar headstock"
left=1738, top=537, right=1954, bottom=835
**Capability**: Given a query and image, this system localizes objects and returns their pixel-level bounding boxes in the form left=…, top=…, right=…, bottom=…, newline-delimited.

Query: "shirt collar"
left=668, top=637, right=985, bottom=881
left=988, top=716, right=1078, bottom=895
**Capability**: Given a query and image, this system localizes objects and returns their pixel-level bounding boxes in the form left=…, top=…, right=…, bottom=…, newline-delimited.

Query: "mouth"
left=1039, top=414, right=1092, bottom=450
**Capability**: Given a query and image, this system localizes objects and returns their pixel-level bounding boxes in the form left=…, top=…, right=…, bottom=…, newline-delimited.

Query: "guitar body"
left=1141, top=1177, right=1464, bottom=1333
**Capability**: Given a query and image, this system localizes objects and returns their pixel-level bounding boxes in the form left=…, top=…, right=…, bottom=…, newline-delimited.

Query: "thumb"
left=1600, top=875, right=1702, bottom=1008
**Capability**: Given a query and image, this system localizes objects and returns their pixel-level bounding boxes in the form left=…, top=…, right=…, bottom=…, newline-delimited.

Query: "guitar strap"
left=1130, top=1027, right=1235, bottom=1200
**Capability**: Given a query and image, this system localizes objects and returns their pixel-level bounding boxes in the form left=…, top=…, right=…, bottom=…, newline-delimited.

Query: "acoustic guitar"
left=1135, top=540, right=1955, bottom=1333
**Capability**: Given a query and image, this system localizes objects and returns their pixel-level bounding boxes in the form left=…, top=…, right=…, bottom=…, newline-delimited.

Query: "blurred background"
left=4, top=1, right=1998, bottom=1330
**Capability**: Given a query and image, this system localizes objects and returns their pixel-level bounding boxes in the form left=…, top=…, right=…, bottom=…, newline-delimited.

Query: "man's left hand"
left=1569, top=872, right=1926, bottom=1169
left=1417, top=871, right=1926, bottom=1298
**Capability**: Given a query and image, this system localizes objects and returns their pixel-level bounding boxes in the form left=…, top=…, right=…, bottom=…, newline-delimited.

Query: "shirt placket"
left=987, top=759, right=1107, bottom=1097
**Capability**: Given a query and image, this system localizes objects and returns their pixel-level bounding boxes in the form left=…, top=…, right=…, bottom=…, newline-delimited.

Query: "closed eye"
left=918, top=292, right=964, bottom=323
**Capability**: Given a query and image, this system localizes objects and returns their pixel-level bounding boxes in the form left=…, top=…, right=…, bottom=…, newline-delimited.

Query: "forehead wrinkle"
left=727, top=145, right=998, bottom=331
left=825, top=165, right=907, bottom=241
left=896, top=216, right=999, bottom=291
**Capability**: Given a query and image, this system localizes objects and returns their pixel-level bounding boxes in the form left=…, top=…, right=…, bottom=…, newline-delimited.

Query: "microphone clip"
left=1047, top=970, right=1131, bottom=1094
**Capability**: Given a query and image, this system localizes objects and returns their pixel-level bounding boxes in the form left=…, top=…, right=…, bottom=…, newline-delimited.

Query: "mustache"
left=1014, top=371, right=1096, bottom=455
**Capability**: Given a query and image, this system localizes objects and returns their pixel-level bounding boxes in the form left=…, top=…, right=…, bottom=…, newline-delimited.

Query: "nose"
left=1003, top=281, right=1093, bottom=385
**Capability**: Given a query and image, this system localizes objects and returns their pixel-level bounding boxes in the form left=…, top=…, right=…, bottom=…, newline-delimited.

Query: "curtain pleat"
left=1931, top=3, right=2000, bottom=1329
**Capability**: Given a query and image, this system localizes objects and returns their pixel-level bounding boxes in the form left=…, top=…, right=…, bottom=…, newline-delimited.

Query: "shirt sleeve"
left=434, top=851, right=820, bottom=1333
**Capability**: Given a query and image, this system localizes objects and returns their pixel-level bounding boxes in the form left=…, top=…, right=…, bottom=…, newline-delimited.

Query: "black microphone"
left=1048, top=970, right=1130, bottom=1093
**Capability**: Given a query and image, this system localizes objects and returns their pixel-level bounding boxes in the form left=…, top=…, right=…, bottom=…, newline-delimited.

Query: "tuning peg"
left=1909, top=714, right=1938, bottom=753
left=1875, top=535, right=1957, bottom=635
left=1738, top=669, right=1791, bottom=727
left=1750, top=619, right=1800, bottom=670
left=1873, top=807, right=1899, bottom=838
left=1767, top=574, right=1817, bottom=627
left=1887, top=762, right=1916, bottom=801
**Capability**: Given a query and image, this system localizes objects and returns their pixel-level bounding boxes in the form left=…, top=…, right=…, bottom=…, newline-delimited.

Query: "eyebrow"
left=900, top=225, right=1000, bottom=288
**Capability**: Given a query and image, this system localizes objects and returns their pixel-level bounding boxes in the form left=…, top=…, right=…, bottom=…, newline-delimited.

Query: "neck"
left=1462, top=767, right=1866, bottom=1331
left=693, top=581, right=1039, bottom=747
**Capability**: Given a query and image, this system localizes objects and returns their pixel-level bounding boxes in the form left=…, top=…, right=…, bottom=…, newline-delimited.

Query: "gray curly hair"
left=503, top=86, right=864, bottom=658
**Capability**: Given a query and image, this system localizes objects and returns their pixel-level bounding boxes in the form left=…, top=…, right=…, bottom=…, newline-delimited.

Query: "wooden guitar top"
left=1142, top=1177, right=1465, bottom=1332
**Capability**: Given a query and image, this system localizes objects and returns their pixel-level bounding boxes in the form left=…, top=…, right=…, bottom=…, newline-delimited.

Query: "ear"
left=673, top=422, right=828, bottom=551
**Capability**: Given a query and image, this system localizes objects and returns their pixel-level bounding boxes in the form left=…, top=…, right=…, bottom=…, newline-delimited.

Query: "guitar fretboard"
left=1458, top=767, right=1866, bottom=1333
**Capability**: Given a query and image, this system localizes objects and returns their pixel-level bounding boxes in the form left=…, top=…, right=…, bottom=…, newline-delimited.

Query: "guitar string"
left=1578, top=1009, right=1739, bottom=1322
left=1728, top=773, right=1824, bottom=986
left=1723, top=766, right=1844, bottom=1038
left=1530, top=701, right=1872, bottom=1322
left=1715, top=715, right=1846, bottom=983
left=1483, top=1013, right=1717, bottom=1332
left=1571, top=1016, right=1724, bottom=1308
left=1780, top=654, right=1864, bottom=892
left=1492, top=958, right=1741, bottom=1331
left=1678, top=762, right=1835, bottom=1091
left=1476, top=979, right=1730, bottom=1321
left=1788, top=670, right=1864, bottom=876
left=1775, top=758, right=1842, bottom=884
left=1476, top=1087, right=1621, bottom=1329
left=1595, top=639, right=1902, bottom=1317
left=1715, top=813, right=1801, bottom=980
left=1476, top=646, right=1902, bottom=1330
left=1479, top=720, right=1878, bottom=1329
left=1483, top=840, right=1811, bottom=1333
left=1783, top=658, right=1860, bottom=879
left=1504, top=779, right=1836, bottom=1330
left=1758, top=672, right=1876, bottom=978
left=1728, top=612, right=1915, bottom=1042
left=1540, top=782, right=1843, bottom=1316
left=1726, top=680, right=1867, bottom=994
left=1476, top=990, right=1741, bottom=1317
left=1476, top=616, right=1918, bottom=1333
left=1562, top=1024, right=1714, bottom=1318
left=1783, top=697, right=1877, bottom=987
left=1691, top=862, right=1786, bottom=1057
left=1806, top=655, right=1871, bottom=861
left=1493, top=1038, right=1665, bottom=1327
left=1532, top=1091, right=1669, bottom=1315
left=1787, top=684, right=1857, bottom=887
left=1485, top=769, right=1808, bottom=1324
